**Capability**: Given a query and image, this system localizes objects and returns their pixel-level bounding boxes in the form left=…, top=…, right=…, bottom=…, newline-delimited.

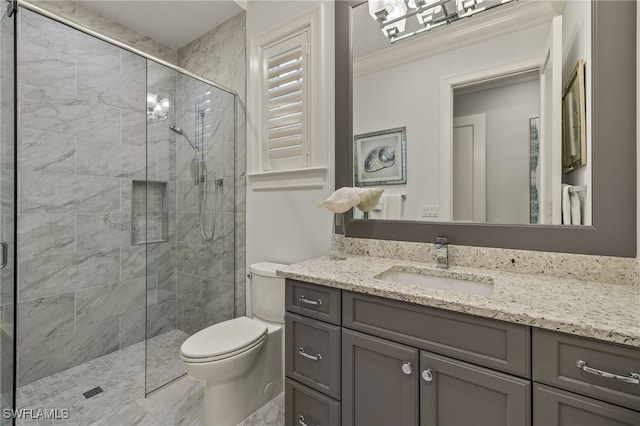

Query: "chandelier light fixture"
left=369, top=0, right=516, bottom=43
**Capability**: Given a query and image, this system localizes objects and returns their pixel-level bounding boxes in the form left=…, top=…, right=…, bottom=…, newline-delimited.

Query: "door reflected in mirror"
left=352, top=0, right=591, bottom=226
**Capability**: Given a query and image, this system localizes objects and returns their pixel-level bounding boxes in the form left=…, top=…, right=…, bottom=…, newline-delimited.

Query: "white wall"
left=246, top=1, right=335, bottom=313
left=454, top=79, right=541, bottom=224
left=353, top=23, right=549, bottom=221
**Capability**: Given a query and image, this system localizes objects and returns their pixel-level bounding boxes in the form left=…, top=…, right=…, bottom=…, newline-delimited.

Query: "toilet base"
left=202, top=325, right=283, bottom=426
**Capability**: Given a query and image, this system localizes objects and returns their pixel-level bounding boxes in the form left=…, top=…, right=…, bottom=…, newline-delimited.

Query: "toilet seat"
left=180, top=317, right=268, bottom=363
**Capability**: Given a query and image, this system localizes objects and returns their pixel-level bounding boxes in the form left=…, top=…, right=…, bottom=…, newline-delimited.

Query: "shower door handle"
left=0, top=240, right=7, bottom=269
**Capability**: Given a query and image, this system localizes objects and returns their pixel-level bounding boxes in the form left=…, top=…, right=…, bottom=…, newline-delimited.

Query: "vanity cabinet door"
left=534, top=384, right=640, bottom=426
left=420, top=351, right=531, bottom=426
left=342, top=329, right=418, bottom=426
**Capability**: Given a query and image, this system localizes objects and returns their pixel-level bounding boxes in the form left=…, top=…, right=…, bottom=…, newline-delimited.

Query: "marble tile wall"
left=16, top=10, right=178, bottom=386
left=177, top=11, right=247, bottom=317
left=27, top=0, right=177, bottom=63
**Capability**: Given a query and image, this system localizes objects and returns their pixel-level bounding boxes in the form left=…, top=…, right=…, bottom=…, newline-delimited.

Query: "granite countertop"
left=277, top=255, right=640, bottom=348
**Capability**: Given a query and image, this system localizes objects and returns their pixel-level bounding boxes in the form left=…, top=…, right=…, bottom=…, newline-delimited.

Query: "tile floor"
left=13, top=329, right=284, bottom=425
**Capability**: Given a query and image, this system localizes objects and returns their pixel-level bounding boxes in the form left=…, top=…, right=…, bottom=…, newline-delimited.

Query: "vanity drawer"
left=343, top=291, right=530, bottom=378
left=533, top=329, right=640, bottom=411
left=285, top=313, right=341, bottom=399
left=285, top=378, right=341, bottom=426
left=286, top=279, right=341, bottom=325
left=534, top=383, right=640, bottom=426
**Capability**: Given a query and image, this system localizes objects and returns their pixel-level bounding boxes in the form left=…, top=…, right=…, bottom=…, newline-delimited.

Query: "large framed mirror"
left=335, top=0, right=636, bottom=257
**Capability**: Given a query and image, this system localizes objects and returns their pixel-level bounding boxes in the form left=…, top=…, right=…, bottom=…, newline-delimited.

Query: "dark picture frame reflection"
left=354, top=127, right=407, bottom=186
left=562, top=59, right=587, bottom=173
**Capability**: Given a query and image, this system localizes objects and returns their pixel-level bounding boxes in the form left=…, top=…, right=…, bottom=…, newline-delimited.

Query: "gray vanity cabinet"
left=285, top=279, right=640, bottom=426
left=342, top=328, right=419, bottom=426
left=420, top=351, right=531, bottom=426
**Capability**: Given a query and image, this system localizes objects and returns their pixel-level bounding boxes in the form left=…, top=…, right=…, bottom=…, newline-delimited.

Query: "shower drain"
left=82, top=386, right=104, bottom=399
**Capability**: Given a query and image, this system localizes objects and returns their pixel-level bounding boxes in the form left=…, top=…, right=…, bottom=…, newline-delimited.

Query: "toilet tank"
left=249, top=262, right=287, bottom=324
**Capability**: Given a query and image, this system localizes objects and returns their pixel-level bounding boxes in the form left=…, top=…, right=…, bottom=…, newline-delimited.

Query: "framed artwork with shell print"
left=354, top=127, right=407, bottom=186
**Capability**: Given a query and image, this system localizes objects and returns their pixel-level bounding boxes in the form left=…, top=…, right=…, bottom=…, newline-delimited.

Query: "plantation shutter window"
left=262, top=31, right=309, bottom=171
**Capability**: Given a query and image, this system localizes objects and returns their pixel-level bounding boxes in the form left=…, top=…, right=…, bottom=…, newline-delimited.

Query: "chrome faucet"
left=436, top=236, right=448, bottom=269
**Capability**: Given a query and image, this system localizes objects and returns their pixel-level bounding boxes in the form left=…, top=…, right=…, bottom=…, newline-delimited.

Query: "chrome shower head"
left=170, top=125, right=199, bottom=152
left=169, top=125, right=184, bottom=135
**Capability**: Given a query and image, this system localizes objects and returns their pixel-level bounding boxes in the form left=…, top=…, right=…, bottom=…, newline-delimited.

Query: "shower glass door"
left=0, top=1, right=15, bottom=421
left=145, top=59, right=236, bottom=394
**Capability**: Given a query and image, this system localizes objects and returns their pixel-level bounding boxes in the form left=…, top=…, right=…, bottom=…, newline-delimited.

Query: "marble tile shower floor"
left=16, top=329, right=193, bottom=425
left=14, top=329, right=285, bottom=426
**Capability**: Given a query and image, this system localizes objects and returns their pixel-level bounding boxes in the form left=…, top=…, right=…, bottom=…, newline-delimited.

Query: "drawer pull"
left=299, top=295, right=322, bottom=306
left=576, top=360, right=640, bottom=385
left=298, top=415, right=318, bottom=426
left=401, top=362, right=413, bottom=375
left=299, top=347, right=322, bottom=361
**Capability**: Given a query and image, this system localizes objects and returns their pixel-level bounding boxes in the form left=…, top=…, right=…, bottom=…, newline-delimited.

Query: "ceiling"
left=77, top=1, right=246, bottom=49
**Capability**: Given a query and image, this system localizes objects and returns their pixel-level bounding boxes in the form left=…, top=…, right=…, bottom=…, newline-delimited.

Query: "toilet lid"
left=180, top=317, right=268, bottom=360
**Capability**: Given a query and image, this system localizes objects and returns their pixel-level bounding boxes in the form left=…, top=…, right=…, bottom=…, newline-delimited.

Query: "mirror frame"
left=335, top=0, right=636, bottom=257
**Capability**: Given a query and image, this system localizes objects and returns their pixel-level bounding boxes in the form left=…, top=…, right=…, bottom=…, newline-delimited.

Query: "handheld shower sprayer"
left=170, top=125, right=199, bottom=152
left=170, top=125, right=202, bottom=187
left=171, top=121, right=221, bottom=242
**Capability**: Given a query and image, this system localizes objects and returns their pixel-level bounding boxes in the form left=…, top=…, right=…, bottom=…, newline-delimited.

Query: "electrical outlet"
left=422, top=205, right=439, bottom=217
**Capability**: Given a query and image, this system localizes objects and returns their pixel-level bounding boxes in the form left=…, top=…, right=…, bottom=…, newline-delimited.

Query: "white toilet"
left=180, top=262, right=287, bottom=426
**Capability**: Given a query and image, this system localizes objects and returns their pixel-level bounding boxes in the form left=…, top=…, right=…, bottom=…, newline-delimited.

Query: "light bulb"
left=147, top=93, right=157, bottom=109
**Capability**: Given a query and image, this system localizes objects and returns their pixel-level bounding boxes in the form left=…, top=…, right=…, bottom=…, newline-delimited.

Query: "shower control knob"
left=401, top=362, right=413, bottom=375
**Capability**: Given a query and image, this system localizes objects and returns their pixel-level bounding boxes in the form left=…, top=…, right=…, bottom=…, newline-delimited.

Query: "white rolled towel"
left=383, top=194, right=403, bottom=219
left=561, top=184, right=571, bottom=225
left=569, top=191, right=581, bottom=225
left=317, top=187, right=384, bottom=213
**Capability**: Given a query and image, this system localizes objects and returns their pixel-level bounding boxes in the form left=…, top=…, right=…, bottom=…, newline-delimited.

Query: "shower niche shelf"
left=132, top=180, right=169, bottom=245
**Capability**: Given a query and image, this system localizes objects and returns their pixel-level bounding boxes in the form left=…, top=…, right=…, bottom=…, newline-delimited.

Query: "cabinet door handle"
left=421, top=369, right=433, bottom=382
left=401, top=362, right=413, bottom=375
left=576, top=360, right=640, bottom=385
left=298, top=415, right=319, bottom=426
left=298, top=295, right=322, bottom=306
left=299, top=347, right=322, bottom=361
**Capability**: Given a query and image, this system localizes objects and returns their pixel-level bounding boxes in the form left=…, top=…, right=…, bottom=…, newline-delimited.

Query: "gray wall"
left=178, top=12, right=247, bottom=317
left=454, top=79, right=540, bottom=224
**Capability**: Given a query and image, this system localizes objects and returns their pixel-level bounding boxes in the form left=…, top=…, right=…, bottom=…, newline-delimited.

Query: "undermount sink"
left=377, top=268, right=494, bottom=297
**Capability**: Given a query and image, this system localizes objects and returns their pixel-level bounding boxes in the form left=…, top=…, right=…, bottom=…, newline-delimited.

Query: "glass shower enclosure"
left=0, top=0, right=15, bottom=423
left=3, top=2, right=237, bottom=419
left=144, top=61, right=236, bottom=394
